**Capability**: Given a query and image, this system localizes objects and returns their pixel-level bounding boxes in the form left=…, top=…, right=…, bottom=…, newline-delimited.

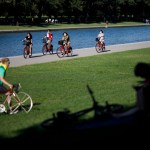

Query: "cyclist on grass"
left=0, top=57, right=13, bottom=114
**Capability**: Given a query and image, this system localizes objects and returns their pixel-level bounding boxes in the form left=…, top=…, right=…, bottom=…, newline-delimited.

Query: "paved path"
left=8, top=41, right=150, bottom=67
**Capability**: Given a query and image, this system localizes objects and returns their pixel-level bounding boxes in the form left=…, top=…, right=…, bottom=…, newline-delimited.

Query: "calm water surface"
left=0, top=26, right=150, bottom=58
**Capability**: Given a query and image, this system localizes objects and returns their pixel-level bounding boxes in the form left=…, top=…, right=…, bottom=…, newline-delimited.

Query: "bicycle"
left=22, top=39, right=32, bottom=59
left=42, top=36, right=53, bottom=55
left=0, top=83, right=33, bottom=114
left=95, top=38, right=105, bottom=53
left=56, top=40, right=73, bottom=58
left=41, top=84, right=124, bottom=129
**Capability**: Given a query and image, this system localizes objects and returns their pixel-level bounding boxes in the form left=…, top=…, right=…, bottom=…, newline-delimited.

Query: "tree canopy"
left=0, top=0, right=150, bottom=24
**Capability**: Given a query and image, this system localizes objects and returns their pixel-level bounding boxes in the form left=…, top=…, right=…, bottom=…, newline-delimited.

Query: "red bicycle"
left=95, top=38, right=105, bottom=53
left=42, top=36, right=53, bottom=55
left=22, top=39, right=32, bottom=58
left=56, top=40, right=73, bottom=58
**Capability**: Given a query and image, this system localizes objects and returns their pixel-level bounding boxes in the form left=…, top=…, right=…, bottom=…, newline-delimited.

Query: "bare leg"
left=29, top=44, right=32, bottom=56
left=5, top=92, right=12, bottom=111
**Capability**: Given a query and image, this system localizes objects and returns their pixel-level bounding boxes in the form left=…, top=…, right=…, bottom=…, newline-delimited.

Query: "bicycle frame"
left=56, top=41, right=73, bottom=58
left=42, top=42, right=53, bottom=55
left=95, top=40, right=105, bottom=53
left=22, top=39, right=32, bottom=59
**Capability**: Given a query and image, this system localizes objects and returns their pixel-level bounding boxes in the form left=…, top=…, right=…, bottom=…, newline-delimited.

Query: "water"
left=0, top=26, right=150, bottom=58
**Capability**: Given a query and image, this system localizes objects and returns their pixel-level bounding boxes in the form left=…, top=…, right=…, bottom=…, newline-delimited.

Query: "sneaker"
left=9, top=110, right=18, bottom=115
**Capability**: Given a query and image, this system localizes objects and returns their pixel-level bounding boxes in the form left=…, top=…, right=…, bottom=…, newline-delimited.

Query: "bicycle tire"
left=94, top=103, right=124, bottom=119
left=105, top=103, right=124, bottom=113
left=67, top=47, right=73, bottom=57
left=42, top=45, right=47, bottom=55
left=41, top=118, right=55, bottom=129
left=11, top=92, right=33, bottom=113
left=95, top=43, right=102, bottom=53
left=56, top=46, right=65, bottom=58
left=24, top=46, right=29, bottom=58
left=102, top=43, right=106, bottom=51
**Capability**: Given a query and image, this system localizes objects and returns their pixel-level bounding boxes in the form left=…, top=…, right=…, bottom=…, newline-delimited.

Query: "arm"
left=0, top=76, right=13, bottom=89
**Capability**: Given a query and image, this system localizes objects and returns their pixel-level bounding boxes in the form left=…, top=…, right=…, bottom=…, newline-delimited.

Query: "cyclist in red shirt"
left=46, top=29, right=53, bottom=50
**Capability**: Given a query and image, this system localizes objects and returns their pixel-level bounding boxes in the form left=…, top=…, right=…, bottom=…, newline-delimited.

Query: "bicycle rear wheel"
left=56, top=46, right=65, bottom=58
left=67, top=46, right=73, bottom=57
left=11, top=92, right=33, bottom=113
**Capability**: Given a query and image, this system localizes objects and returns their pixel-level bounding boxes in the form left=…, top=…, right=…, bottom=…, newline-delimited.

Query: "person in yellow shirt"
left=0, top=58, right=13, bottom=114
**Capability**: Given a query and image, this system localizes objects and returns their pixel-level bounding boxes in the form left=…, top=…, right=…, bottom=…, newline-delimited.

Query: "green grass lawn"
left=0, top=47, right=149, bottom=139
left=0, top=21, right=149, bottom=31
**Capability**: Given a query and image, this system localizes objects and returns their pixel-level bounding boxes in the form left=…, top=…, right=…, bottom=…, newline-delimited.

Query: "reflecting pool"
left=0, top=26, right=150, bottom=58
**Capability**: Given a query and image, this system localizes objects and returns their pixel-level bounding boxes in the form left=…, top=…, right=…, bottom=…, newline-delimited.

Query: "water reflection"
left=0, top=26, right=150, bottom=58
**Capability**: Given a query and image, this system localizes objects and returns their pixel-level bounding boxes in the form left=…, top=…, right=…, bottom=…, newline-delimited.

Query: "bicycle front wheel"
left=42, top=45, right=47, bottom=55
left=56, top=46, right=65, bottom=58
left=11, top=92, right=33, bottom=113
left=95, top=43, right=102, bottom=53
left=24, top=46, right=29, bottom=58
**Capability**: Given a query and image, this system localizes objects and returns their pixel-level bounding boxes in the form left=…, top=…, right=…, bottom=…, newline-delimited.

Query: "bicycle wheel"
left=11, top=92, right=33, bottom=113
left=50, top=44, right=53, bottom=54
left=56, top=46, right=65, bottom=58
left=24, top=46, right=29, bottom=58
left=105, top=103, right=124, bottom=113
left=95, top=43, right=102, bottom=53
left=42, top=45, right=47, bottom=55
left=102, top=43, right=106, bottom=51
left=67, top=47, right=73, bottom=57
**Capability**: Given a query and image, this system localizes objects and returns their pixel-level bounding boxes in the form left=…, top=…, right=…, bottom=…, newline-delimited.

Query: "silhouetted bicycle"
left=41, top=85, right=124, bottom=129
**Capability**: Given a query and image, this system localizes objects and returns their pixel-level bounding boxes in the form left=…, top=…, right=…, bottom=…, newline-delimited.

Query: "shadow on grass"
left=1, top=111, right=150, bottom=148
left=1, top=85, right=150, bottom=147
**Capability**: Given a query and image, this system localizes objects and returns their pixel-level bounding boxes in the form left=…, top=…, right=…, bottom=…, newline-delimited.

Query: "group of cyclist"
left=23, top=29, right=106, bottom=58
left=23, top=29, right=71, bottom=56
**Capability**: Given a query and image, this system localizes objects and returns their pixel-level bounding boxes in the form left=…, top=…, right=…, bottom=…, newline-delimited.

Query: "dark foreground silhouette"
left=1, top=62, right=150, bottom=147
left=1, top=85, right=150, bottom=148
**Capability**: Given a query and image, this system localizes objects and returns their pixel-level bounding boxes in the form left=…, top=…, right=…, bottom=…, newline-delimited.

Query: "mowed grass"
left=0, top=47, right=149, bottom=138
left=0, top=21, right=148, bottom=31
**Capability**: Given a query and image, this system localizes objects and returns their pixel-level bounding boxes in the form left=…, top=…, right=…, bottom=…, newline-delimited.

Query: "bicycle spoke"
left=17, top=92, right=33, bottom=113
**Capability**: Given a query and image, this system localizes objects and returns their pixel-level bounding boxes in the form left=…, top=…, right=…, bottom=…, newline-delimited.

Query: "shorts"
left=0, top=85, right=7, bottom=93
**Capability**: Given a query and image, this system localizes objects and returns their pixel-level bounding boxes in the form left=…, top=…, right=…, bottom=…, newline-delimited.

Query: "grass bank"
left=0, top=47, right=149, bottom=139
left=0, top=21, right=149, bottom=32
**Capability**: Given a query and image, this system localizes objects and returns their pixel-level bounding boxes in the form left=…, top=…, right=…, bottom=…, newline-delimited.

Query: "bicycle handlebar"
left=0, top=83, right=21, bottom=94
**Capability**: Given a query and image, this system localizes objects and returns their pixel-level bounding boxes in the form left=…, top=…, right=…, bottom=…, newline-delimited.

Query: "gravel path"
left=7, top=41, right=150, bottom=67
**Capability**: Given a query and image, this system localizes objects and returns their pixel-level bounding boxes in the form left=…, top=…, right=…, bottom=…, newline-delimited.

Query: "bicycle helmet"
left=0, top=104, right=6, bottom=113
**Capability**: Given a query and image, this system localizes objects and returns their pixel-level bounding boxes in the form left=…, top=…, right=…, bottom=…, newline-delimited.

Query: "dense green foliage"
left=0, top=0, right=150, bottom=24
